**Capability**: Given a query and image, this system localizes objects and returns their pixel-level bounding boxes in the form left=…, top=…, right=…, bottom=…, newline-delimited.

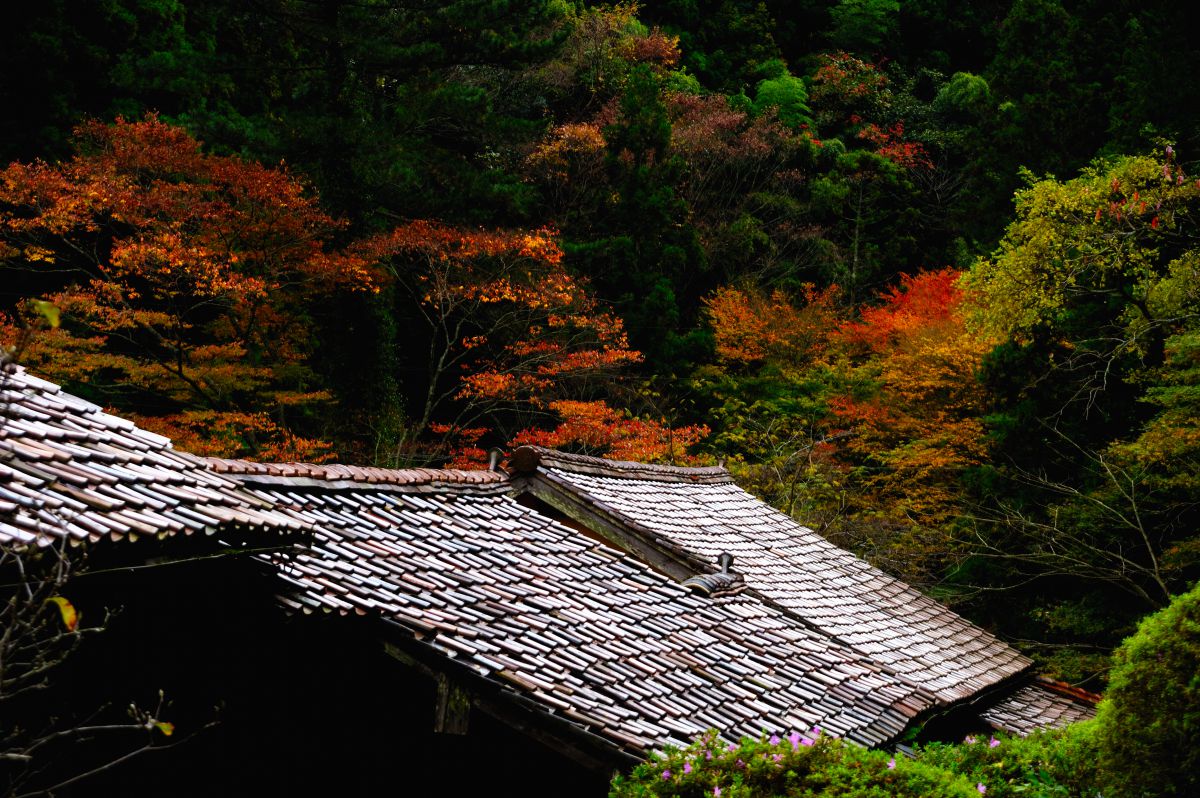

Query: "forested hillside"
left=3, top=0, right=1199, bottom=688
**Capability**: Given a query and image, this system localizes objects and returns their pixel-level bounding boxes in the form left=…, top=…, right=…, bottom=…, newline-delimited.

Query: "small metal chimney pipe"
left=487, top=448, right=504, bottom=472
left=718, top=552, right=734, bottom=574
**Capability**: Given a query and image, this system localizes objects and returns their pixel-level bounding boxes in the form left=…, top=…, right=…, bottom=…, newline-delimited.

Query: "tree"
left=531, top=3, right=683, bottom=107
left=805, top=53, right=934, bottom=299
left=986, top=0, right=1105, bottom=178
left=706, top=284, right=837, bottom=366
left=0, top=116, right=382, bottom=460
left=1094, top=581, right=1200, bottom=798
left=697, top=283, right=846, bottom=525
left=964, top=151, right=1200, bottom=366
left=631, top=0, right=783, bottom=92
left=829, top=269, right=991, bottom=583
left=574, top=64, right=708, bottom=369
left=0, top=1, right=212, bottom=165
left=178, top=0, right=566, bottom=225
left=828, top=0, right=901, bottom=55
left=956, top=150, right=1200, bottom=679
left=510, top=399, right=708, bottom=464
left=753, top=71, right=812, bottom=129
left=963, top=148, right=1199, bottom=508
left=363, top=221, right=700, bottom=466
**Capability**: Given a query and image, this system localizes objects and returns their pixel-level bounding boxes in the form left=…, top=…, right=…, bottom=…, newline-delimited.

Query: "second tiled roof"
left=980, top=680, right=1099, bottom=736
left=509, top=446, right=1032, bottom=705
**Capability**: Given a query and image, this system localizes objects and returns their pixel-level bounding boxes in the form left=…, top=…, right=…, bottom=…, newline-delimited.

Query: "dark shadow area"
left=42, top=544, right=611, bottom=797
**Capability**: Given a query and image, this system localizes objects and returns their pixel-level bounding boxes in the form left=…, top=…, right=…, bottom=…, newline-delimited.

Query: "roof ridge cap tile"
left=508, top=445, right=731, bottom=484
left=204, top=457, right=507, bottom=488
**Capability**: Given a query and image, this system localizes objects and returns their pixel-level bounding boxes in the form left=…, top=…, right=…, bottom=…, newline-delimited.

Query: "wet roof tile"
left=221, top=468, right=936, bottom=755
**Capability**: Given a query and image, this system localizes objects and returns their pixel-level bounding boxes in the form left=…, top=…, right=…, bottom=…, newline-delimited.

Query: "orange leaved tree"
left=0, top=116, right=382, bottom=460
left=829, top=268, right=993, bottom=582
left=706, top=283, right=839, bottom=367
left=361, top=221, right=706, bottom=467
left=698, top=283, right=846, bottom=523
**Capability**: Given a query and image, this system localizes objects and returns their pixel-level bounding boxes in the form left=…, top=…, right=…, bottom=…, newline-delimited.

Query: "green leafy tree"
left=1094, top=581, right=1200, bottom=798
left=633, top=0, right=783, bottom=92
left=986, top=0, right=1105, bottom=177
left=828, top=0, right=901, bottom=55
left=566, top=64, right=708, bottom=370
left=0, top=0, right=213, bottom=164
left=753, top=71, right=812, bottom=128
left=959, top=150, right=1200, bottom=678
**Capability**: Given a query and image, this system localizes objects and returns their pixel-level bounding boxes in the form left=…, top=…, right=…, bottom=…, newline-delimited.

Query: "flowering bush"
left=916, top=727, right=1099, bottom=798
left=609, top=729, right=980, bottom=798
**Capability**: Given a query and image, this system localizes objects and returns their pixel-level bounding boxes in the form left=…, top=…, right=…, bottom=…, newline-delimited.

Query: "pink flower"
left=662, top=770, right=671, bottom=780
left=713, top=788, right=721, bottom=797
left=977, top=784, right=987, bottom=794
left=788, top=731, right=802, bottom=750
left=769, top=734, right=781, bottom=745
left=887, top=757, right=896, bottom=770
left=705, top=750, right=713, bottom=761
left=683, top=762, right=692, bottom=775
left=735, top=759, right=745, bottom=768
left=989, top=737, right=1000, bottom=748
left=964, top=735, right=977, bottom=744
left=727, top=743, right=737, bottom=752
left=812, top=725, right=821, bottom=736
left=801, top=737, right=814, bottom=747
left=772, top=753, right=783, bottom=763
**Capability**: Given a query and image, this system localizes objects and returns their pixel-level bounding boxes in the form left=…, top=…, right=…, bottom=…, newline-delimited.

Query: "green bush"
left=1094, top=581, right=1200, bottom=797
left=917, top=726, right=1099, bottom=798
left=753, top=73, right=812, bottom=129
left=610, top=730, right=980, bottom=798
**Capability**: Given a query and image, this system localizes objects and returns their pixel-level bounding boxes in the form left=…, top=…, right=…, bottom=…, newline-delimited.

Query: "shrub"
left=610, top=729, right=980, bottom=798
left=1094, top=581, right=1200, bottom=797
left=917, top=726, right=1099, bottom=798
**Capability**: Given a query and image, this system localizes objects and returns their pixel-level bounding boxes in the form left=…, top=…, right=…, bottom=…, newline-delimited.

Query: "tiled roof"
left=0, top=365, right=308, bottom=546
left=0, top=366, right=1088, bottom=755
left=509, top=446, right=1033, bottom=707
left=980, top=681, right=1099, bottom=736
left=224, top=467, right=937, bottom=754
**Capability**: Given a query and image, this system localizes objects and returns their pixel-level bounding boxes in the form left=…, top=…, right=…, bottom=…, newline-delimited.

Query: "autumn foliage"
left=702, top=270, right=992, bottom=583
left=511, top=400, right=708, bottom=464
left=0, top=116, right=381, bottom=459
left=706, top=283, right=839, bottom=366
left=829, top=269, right=992, bottom=580
left=362, top=220, right=704, bottom=467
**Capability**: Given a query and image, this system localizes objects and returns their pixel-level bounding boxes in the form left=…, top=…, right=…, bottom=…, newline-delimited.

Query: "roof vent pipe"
left=487, top=448, right=504, bottom=472
left=718, top=553, right=734, bottom=574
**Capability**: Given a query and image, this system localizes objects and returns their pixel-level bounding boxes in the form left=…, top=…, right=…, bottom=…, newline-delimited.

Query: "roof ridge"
left=508, top=446, right=731, bottom=484
left=204, top=457, right=507, bottom=488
